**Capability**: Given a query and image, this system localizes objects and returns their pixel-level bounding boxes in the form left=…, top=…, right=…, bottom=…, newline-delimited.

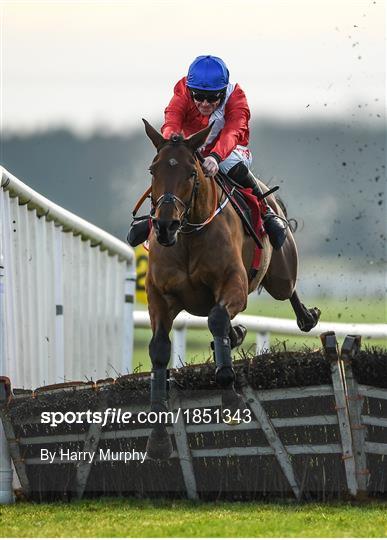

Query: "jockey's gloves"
left=203, top=156, right=219, bottom=177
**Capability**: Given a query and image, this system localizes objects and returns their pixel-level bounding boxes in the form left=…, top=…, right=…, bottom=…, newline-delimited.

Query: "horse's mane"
left=156, top=133, right=186, bottom=153
left=167, top=134, right=185, bottom=145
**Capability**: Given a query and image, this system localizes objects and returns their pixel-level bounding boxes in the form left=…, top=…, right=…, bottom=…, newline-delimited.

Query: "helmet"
left=187, top=55, right=229, bottom=91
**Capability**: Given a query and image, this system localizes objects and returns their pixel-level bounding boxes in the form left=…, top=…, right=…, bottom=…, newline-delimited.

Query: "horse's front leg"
left=146, top=283, right=178, bottom=460
left=208, top=269, right=248, bottom=423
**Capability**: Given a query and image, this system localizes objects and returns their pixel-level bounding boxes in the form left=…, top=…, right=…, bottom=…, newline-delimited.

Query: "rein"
left=132, top=187, right=152, bottom=216
left=195, top=153, right=264, bottom=249
left=180, top=159, right=219, bottom=232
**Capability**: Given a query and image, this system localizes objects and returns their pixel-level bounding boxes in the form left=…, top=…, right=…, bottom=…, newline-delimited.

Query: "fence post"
left=256, top=331, right=270, bottom=354
left=341, top=335, right=369, bottom=495
left=0, top=419, right=13, bottom=503
left=0, top=189, right=14, bottom=504
left=54, top=225, right=65, bottom=383
left=123, top=259, right=136, bottom=374
left=321, top=331, right=358, bottom=497
left=173, top=326, right=187, bottom=368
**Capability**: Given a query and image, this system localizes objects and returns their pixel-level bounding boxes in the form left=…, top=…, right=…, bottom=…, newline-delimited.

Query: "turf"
left=1, top=498, right=387, bottom=537
left=132, top=295, right=386, bottom=372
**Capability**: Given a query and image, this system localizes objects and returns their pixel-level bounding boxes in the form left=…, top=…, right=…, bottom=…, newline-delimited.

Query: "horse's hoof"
left=221, top=389, right=246, bottom=425
left=215, top=366, right=235, bottom=387
left=145, top=427, right=173, bottom=461
left=297, top=307, right=321, bottom=332
left=230, top=324, right=247, bottom=349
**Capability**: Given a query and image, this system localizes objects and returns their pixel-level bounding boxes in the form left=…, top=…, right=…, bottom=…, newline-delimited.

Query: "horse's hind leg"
left=262, top=229, right=321, bottom=332
left=211, top=324, right=247, bottom=352
left=263, top=272, right=321, bottom=333
left=229, top=324, right=247, bottom=349
left=290, top=290, right=321, bottom=332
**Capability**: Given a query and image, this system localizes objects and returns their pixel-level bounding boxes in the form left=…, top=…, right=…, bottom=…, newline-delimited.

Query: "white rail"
left=0, top=166, right=136, bottom=503
left=133, top=310, right=387, bottom=367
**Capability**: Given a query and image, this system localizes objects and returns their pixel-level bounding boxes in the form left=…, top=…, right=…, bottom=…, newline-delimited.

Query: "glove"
left=202, top=156, right=219, bottom=177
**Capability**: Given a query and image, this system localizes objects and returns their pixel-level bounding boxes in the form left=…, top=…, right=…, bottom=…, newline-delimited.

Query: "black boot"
left=127, top=217, right=151, bottom=247
left=227, top=163, right=287, bottom=250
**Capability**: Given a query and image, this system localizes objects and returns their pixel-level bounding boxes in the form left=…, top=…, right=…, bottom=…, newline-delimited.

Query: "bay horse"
left=142, top=119, right=320, bottom=460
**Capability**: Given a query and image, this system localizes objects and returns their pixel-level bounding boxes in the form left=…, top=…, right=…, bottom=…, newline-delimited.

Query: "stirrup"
left=263, top=209, right=288, bottom=250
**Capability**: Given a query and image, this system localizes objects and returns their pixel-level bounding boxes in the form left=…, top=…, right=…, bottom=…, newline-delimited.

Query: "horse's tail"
left=275, top=195, right=298, bottom=233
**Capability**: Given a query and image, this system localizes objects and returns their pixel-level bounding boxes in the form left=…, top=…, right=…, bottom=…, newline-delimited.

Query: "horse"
left=141, top=119, right=320, bottom=460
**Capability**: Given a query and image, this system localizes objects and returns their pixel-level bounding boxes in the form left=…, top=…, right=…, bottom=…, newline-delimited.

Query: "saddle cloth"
left=227, top=185, right=266, bottom=272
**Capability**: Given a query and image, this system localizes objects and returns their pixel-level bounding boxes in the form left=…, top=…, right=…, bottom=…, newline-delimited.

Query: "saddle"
left=221, top=179, right=257, bottom=235
left=219, top=176, right=266, bottom=275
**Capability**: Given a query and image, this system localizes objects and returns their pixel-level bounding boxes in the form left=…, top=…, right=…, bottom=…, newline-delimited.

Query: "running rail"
left=133, top=310, right=387, bottom=368
left=0, top=166, right=136, bottom=502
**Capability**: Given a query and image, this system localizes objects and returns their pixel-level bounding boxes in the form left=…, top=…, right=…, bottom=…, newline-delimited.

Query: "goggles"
left=190, top=90, right=225, bottom=103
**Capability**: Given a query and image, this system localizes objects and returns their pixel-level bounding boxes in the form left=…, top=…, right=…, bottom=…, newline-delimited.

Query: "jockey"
left=128, top=55, right=287, bottom=249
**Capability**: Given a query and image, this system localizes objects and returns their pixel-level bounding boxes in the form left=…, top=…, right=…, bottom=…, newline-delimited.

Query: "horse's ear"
left=186, top=123, right=214, bottom=153
left=142, top=119, right=165, bottom=150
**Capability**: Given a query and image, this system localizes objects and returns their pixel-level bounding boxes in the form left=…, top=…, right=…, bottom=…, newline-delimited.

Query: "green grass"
left=1, top=498, right=387, bottom=537
left=133, top=295, right=386, bottom=372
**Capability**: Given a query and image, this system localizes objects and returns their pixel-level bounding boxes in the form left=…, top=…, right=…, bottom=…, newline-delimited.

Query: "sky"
left=0, top=0, right=385, bottom=134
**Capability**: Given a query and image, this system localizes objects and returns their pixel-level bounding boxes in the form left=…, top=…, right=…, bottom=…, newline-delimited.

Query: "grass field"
left=132, top=294, right=386, bottom=371
left=1, top=498, right=387, bottom=537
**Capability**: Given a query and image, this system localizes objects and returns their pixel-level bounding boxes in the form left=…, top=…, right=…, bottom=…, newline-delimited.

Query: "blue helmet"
left=186, top=55, right=229, bottom=91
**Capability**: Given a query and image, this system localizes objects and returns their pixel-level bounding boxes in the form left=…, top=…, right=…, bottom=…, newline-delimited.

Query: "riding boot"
left=127, top=217, right=151, bottom=247
left=250, top=178, right=287, bottom=250
left=227, top=163, right=287, bottom=250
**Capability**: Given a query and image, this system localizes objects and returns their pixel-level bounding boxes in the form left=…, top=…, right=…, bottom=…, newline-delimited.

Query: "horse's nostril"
left=170, top=220, right=180, bottom=233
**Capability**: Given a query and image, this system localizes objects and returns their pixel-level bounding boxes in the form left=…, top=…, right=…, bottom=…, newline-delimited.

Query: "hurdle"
left=0, top=333, right=385, bottom=502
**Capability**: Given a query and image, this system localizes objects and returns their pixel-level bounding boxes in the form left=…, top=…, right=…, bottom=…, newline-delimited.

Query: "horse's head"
left=143, top=119, right=212, bottom=247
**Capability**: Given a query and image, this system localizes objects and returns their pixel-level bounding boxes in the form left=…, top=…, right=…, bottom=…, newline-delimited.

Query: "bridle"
left=150, top=167, right=200, bottom=232
left=149, top=154, right=219, bottom=234
left=131, top=137, right=223, bottom=238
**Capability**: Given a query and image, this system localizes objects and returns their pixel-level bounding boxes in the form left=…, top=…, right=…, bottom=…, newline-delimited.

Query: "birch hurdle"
left=1, top=332, right=385, bottom=502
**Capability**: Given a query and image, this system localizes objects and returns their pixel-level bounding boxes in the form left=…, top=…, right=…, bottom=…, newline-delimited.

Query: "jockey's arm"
left=209, top=88, right=250, bottom=163
left=161, top=79, right=188, bottom=139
